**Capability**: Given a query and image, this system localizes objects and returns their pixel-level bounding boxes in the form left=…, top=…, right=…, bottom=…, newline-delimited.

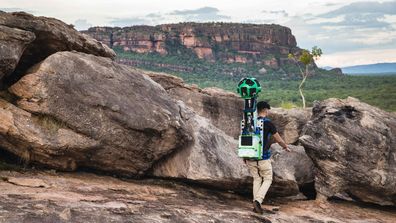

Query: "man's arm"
left=273, top=133, right=291, bottom=152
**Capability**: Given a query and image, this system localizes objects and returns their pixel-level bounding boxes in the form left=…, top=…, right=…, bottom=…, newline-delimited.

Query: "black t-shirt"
left=258, top=116, right=278, bottom=150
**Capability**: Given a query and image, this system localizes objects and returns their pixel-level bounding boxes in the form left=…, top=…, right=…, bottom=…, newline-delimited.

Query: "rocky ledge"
left=0, top=170, right=395, bottom=223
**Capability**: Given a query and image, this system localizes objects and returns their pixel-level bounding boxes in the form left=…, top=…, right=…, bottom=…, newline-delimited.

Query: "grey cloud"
left=241, top=19, right=275, bottom=24
left=109, top=12, right=166, bottom=27
left=290, top=0, right=396, bottom=51
left=285, top=12, right=396, bottom=54
left=324, top=3, right=340, bottom=7
left=0, top=7, right=35, bottom=13
left=74, top=19, right=93, bottom=31
left=169, top=6, right=230, bottom=21
left=147, top=13, right=164, bottom=19
left=170, top=7, right=219, bottom=15
left=0, top=7, right=24, bottom=12
left=320, top=1, right=396, bottom=18
left=108, top=6, right=230, bottom=27
left=307, top=1, right=396, bottom=30
left=262, top=10, right=288, bottom=17
left=109, top=17, right=149, bottom=27
left=318, top=13, right=391, bottom=28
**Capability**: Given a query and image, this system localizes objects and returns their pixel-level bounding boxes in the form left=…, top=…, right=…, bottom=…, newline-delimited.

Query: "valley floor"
left=0, top=170, right=395, bottom=223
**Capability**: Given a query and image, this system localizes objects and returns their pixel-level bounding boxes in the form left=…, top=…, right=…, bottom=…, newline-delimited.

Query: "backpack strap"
left=259, top=117, right=272, bottom=160
left=262, top=118, right=272, bottom=149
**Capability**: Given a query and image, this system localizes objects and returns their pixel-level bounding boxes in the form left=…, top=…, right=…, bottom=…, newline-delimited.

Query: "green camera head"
left=237, top=77, right=261, bottom=99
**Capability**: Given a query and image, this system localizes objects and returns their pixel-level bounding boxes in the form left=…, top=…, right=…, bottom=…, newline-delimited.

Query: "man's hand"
left=273, top=133, right=291, bottom=152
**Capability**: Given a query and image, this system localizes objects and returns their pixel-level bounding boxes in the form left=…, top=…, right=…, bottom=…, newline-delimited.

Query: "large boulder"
left=0, top=11, right=115, bottom=86
left=0, top=98, right=98, bottom=170
left=270, top=144, right=314, bottom=196
left=150, top=102, right=250, bottom=190
left=269, top=108, right=311, bottom=144
left=2, top=51, right=192, bottom=177
left=145, top=70, right=243, bottom=139
left=300, top=97, right=396, bottom=206
left=0, top=25, right=35, bottom=81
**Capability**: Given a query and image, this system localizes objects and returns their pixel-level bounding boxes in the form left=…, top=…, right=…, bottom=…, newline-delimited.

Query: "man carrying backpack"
left=244, top=101, right=290, bottom=214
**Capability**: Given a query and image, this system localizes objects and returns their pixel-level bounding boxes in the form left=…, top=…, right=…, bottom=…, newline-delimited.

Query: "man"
left=244, top=101, right=290, bottom=214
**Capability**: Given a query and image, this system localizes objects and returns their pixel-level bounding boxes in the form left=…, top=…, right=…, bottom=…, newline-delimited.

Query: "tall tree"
left=288, top=46, right=322, bottom=108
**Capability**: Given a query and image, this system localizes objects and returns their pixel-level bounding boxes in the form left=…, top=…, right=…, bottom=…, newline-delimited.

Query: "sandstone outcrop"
left=2, top=51, right=192, bottom=176
left=83, top=23, right=302, bottom=66
left=300, top=97, right=396, bottom=206
left=0, top=11, right=115, bottom=87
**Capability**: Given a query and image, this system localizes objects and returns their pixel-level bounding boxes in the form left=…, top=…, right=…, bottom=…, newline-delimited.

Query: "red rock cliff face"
left=83, top=23, right=301, bottom=66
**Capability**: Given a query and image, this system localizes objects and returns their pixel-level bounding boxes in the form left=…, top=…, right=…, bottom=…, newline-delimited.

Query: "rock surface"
left=2, top=51, right=192, bottom=177
left=271, top=144, right=315, bottom=197
left=144, top=70, right=243, bottom=139
left=0, top=98, right=98, bottom=171
left=269, top=108, right=311, bottom=144
left=151, top=103, right=250, bottom=190
left=300, top=97, right=396, bottom=206
left=0, top=11, right=115, bottom=87
left=1, top=170, right=395, bottom=223
left=0, top=25, right=35, bottom=81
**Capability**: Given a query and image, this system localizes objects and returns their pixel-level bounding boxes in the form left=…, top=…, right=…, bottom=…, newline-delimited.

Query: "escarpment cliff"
left=83, top=23, right=302, bottom=70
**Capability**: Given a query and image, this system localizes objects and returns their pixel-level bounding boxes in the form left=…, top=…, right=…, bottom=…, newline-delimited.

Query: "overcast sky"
left=1, top=0, right=395, bottom=67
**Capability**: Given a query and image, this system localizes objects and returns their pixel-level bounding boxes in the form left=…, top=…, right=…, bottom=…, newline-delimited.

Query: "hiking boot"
left=253, top=200, right=264, bottom=214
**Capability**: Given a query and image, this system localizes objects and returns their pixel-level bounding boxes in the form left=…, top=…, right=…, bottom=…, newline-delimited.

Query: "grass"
left=32, top=114, right=68, bottom=134
left=280, top=101, right=299, bottom=109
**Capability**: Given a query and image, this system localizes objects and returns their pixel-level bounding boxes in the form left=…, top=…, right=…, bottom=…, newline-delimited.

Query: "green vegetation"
left=116, top=49, right=396, bottom=111
left=257, top=76, right=396, bottom=111
left=347, top=72, right=396, bottom=76
left=32, top=114, right=68, bottom=134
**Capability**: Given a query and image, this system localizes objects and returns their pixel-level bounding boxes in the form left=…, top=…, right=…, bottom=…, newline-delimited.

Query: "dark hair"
left=257, top=101, right=271, bottom=112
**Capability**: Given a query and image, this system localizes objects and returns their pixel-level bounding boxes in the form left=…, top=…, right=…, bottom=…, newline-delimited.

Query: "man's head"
left=257, top=101, right=271, bottom=116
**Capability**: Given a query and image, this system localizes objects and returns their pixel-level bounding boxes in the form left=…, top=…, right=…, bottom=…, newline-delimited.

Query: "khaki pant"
left=246, top=159, right=273, bottom=204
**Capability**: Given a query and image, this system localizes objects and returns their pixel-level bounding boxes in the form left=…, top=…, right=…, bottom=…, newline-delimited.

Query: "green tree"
left=288, top=46, right=322, bottom=108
